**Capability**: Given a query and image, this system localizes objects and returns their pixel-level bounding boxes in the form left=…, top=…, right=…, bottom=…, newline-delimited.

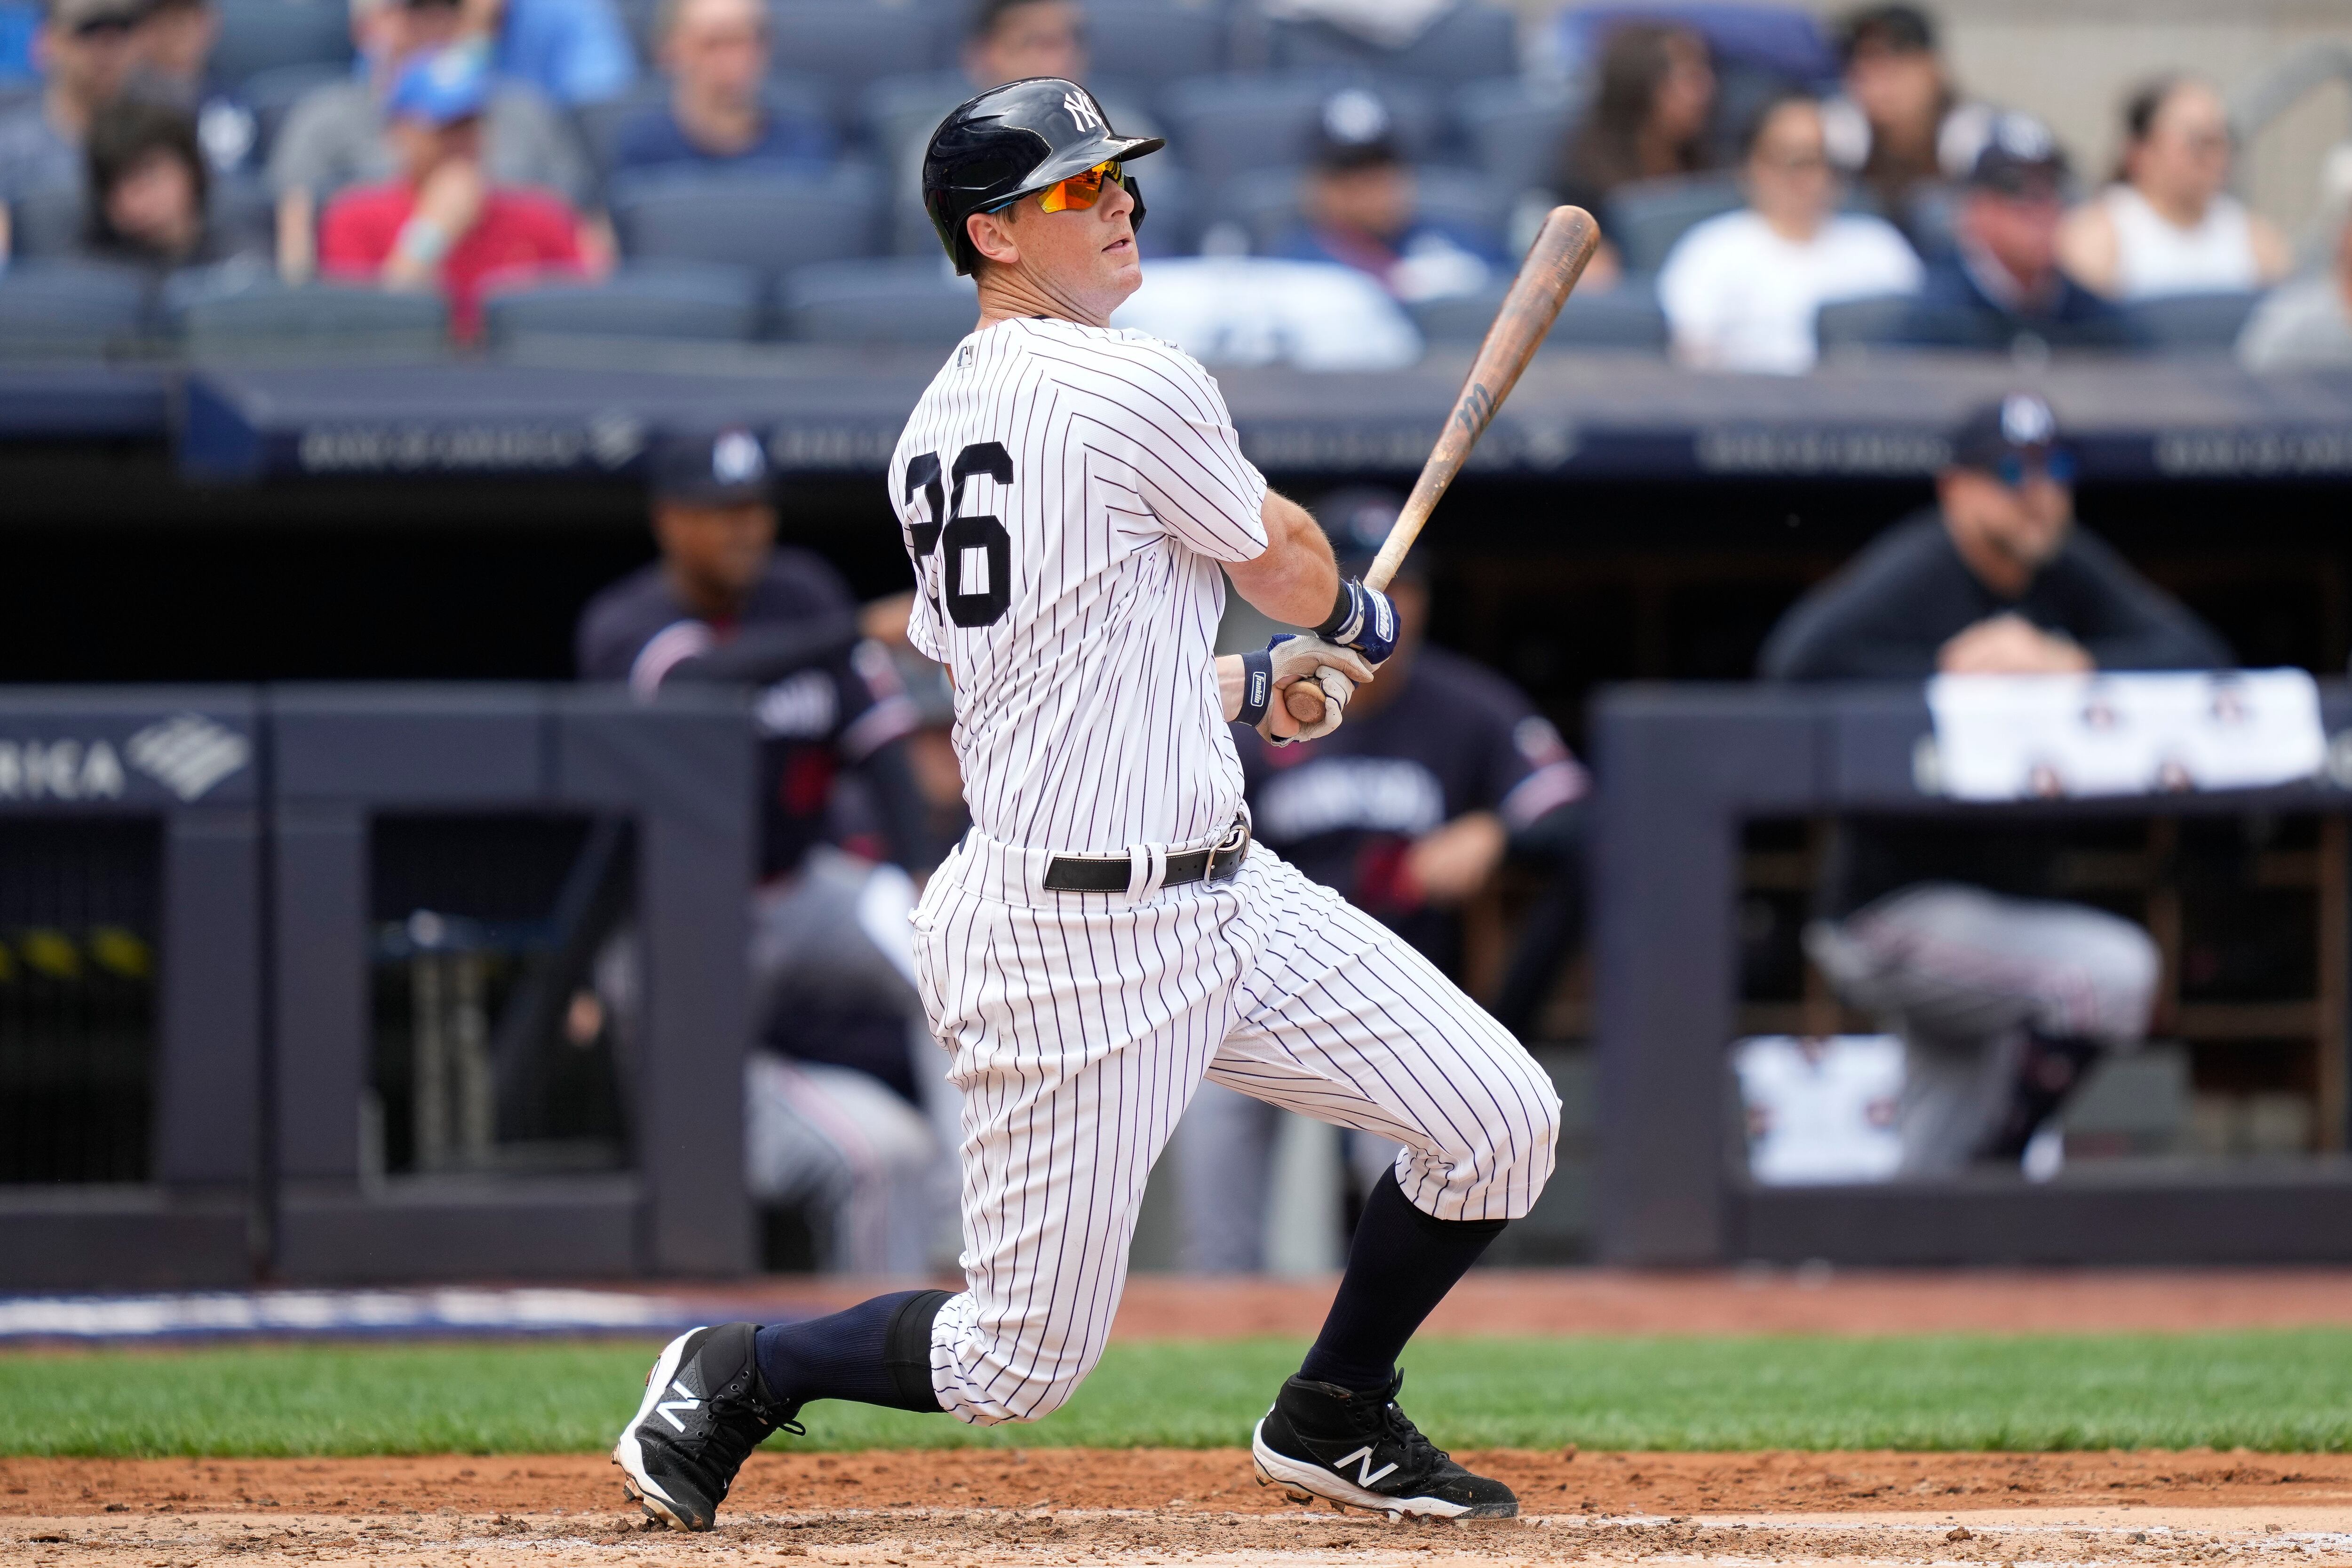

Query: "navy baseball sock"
left=753, top=1289, right=952, bottom=1414
left=1297, top=1169, right=1505, bottom=1393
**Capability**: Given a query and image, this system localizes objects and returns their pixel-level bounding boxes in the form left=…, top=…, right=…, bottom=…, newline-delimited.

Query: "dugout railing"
left=1591, top=679, right=2352, bottom=1266
left=0, top=685, right=755, bottom=1290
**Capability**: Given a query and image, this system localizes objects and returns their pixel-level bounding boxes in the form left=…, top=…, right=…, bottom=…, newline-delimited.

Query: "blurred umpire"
left=1761, top=394, right=2229, bottom=1175
left=1173, top=490, right=1589, bottom=1272
left=575, top=428, right=955, bottom=1273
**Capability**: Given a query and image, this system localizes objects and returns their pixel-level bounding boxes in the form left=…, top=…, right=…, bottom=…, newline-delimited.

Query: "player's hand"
left=1316, top=578, right=1399, bottom=667
left=1263, top=634, right=1372, bottom=746
left=1937, top=613, right=2093, bottom=675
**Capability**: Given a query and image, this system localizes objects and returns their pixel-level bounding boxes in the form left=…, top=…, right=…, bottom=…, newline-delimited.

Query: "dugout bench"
left=1591, top=680, right=2352, bottom=1267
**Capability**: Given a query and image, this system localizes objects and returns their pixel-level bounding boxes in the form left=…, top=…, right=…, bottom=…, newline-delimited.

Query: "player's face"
left=1941, top=462, right=2072, bottom=579
left=655, top=499, right=777, bottom=599
left=973, top=168, right=1143, bottom=316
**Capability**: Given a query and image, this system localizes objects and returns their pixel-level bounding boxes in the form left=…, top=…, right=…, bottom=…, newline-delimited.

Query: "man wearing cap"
left=1177, top=488, right=1589, bottom=1273
left=268, top=0, right=591, bottom=283
left=576, top=430, right=951, bottom=1272
left=1271, top=88, right=1502, bottom=302
left=317, top=44, right=596, bottom=340
left=1759, top=394, right=2228, bottom=1174
left=0, top=0, right=145, bottom=255
left=1893, top=111, right=2133, bottom=351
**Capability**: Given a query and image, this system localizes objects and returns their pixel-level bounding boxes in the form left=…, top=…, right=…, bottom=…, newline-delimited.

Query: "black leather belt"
left=1042, top=818, right=1251, bottom=893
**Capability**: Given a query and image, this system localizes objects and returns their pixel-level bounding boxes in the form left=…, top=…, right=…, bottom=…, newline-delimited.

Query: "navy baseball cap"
left=387, top=46, right=490, bottom=127
left=1317, top=486, right=1423, bottom=583
left=1966, top=111, right=2068, bottom=197
left=648, top=427, right=772, bottom=504
left=1311, top=88, right=1402, bottom=172
left=1949, top=393, right=2076, bottom=483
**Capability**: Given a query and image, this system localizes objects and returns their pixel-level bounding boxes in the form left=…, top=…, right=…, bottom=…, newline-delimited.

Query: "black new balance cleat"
left=1251, top=1372, right=1517, bottom=1519
left=612, top=1322, right=800, bottom=1531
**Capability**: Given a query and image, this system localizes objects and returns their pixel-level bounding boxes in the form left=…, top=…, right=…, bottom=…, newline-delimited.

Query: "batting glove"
left=1253, top=633, right=1374, bottom=746
left=1315, top=578, right=1398, bottom=668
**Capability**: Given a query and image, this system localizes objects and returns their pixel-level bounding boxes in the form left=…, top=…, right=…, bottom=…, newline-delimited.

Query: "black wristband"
left=1235, top=649, right=1273, bottom=728
left=1313, top=579, right=1355, bottom=639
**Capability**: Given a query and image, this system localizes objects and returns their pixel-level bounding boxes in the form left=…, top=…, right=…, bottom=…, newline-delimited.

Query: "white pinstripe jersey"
left=888, top=316, right=1270, bottom=854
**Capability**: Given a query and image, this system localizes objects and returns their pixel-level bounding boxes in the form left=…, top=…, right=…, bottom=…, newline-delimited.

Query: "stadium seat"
left=2122, top=290, right=2263, bottom=353
left=1600, top=172, right=1741, bottom=274
left=768, top=1, right=940, bottom=120
left=1812, top=292, right=1919, bottom=354
left=1267, top=1, right=1518, bottom=88
left=7, top=187, right=87, bottom=261
left=212, top=0, right=353, bottom=83
left=1411, top=276, right=1668, bottom=350
left=163, top=268, right=451, bottom=360
left=609, top=164, right=884, bottom=277
left=483, top=263, right=764, bottom=352
left=1160, top=72, right=1438, bottom=195
left=775, top=255, right=977, bottom=345
left=1224, top=164, right=1509, bottom=257
left=239, top=60, right=348, bottom=164
left=1453, top=76, right=1582, bottom=198
left=0, top=262, right=152, bottom=357
left=1081, top=0, right=1225, bottom=88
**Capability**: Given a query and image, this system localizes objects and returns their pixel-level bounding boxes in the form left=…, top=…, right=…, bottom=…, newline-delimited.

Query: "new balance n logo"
left=1335, top=1445, right=1398, bottom=1488
left=657, top=1379, right=700, bottom=1432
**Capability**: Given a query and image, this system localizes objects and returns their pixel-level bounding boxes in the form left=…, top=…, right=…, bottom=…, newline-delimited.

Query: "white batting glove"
left=1262, top=634, right=1374, bottom=746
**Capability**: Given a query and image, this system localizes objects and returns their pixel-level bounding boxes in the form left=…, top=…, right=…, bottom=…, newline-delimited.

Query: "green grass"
left=2, top=1329, right=2348, bottom=1457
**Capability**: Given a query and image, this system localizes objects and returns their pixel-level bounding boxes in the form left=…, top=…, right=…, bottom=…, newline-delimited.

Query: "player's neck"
left=975, top=265, right=1116, bottom=330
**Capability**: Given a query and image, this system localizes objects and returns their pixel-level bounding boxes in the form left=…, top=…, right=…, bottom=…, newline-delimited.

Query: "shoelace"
left=1374, top=1401, right=1449, bottom=1478
left=684, top=1383, right=798, bottom=1488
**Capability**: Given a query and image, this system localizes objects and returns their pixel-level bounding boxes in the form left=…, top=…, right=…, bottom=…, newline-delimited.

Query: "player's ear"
left=968, top=207, right=1020, bottom=269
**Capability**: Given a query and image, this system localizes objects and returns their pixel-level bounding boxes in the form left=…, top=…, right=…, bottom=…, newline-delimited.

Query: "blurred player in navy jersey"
left=575, top=427, right=956, bottom=1274
left=1175, top=489, right=1589, bottom=1273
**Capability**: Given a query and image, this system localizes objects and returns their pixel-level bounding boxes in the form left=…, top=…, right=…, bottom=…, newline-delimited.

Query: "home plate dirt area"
left=6, top=1451, right=2352, bottom=1567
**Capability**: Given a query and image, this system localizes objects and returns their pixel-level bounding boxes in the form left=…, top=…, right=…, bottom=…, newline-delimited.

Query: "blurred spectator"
left=269, top=0, right=590, bottom=280
left=1760, top=396, right=2225, bottom=1175
left=2059, top=77, right=2289, bottom=301
left=479, top=0, right=632, bottom=108
left=1175, top=490, right=1589, bottom=1272
left=1822, top=4, right=1993, bottom=244
left=2238, top=198, right=2352, bottom=371
left=577, top=429, right=953, bottom=1275
left=1551, top=20, right=1715, bottom=287
left=0, top=0, right=144, bottom=255
left=127, top=0, right=254, bottom=176
left=882, top=0, right=1153, bottom=252
left=1657, top=91, right=1920, bottom=373
left=80, top=93, right=256, bottom=264
left=318, top=47, right=594, bottom=341
left=1891, top=111, right=2133, bottom=350
left=607, top=0, right=830, bottom=178
left=1270, top=88, right=1499, bottom=303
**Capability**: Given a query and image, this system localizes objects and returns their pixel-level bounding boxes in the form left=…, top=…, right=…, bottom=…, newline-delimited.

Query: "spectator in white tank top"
left=1657, top=92, right=1922, bottom=374
left=2059, top=77, right=2290, bottom=300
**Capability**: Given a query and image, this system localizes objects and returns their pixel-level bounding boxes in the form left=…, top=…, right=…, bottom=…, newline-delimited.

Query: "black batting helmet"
left=922, top=77, right=1164, bottom=276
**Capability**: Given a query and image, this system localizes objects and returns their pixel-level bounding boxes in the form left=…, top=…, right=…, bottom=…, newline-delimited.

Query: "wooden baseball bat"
left=1362, top=206, right=1601, bottom=594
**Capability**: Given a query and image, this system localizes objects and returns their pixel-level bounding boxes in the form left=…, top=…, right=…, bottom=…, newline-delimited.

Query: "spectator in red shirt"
left=318, top=46, right=595, bottom=341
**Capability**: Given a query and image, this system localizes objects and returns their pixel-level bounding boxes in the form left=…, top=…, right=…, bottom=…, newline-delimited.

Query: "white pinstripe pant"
left=908, top=828, right=1560, bottom=1426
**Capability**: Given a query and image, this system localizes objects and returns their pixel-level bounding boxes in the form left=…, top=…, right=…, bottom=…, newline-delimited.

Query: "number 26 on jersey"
left=904, top=443, right=1015, bottom=629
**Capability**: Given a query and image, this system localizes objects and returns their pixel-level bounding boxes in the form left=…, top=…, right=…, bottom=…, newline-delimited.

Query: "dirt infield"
left=6, top=1451, right=2352, bottom=1564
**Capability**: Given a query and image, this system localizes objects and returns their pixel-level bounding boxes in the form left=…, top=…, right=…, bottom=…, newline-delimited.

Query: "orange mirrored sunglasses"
left=1033, top=159, right=1127, bottom=214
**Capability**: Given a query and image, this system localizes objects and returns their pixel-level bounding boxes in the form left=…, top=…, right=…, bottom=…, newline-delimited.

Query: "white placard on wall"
left=1924, top=669, right=2326, bottom=802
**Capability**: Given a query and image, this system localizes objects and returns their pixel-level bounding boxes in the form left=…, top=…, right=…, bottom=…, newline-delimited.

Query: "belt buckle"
left=1208, top=817, right=1249, bottom=881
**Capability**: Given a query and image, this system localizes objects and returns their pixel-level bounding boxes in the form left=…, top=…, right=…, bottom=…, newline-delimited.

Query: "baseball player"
left=613, top=79, right=1560, bottom=1530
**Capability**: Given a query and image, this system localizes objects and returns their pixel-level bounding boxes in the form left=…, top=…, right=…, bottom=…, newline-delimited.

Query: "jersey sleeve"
left=1083, top=340, right=1269, bottom=564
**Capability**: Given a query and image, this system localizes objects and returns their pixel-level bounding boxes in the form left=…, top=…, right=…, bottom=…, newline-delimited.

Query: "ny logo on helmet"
left=1063, top=90, right=1103, bottom=132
